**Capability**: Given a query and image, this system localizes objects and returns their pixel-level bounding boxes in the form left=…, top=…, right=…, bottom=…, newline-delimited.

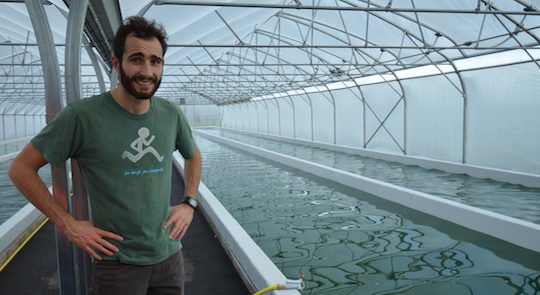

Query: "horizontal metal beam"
left=166, top=44, right=540, bottom=50
left=0, top=0, right=50, bottom=3
left=0, top=81, right=104, bottom=85
left=0, top=43, right=66, bottom=46
left=163, top=70, right=393, bottom=77
left=162, top=80, right=314, bottom=84
left=2, top=43, right=538, bottom=50
left=157, top=89, right=288, bottom=95
left=0, top=63, right=96, bottom=66
left=3, top=42, right=530, bottom=51
left=163, top=62, right=436, bottom=67
left=1, top=75, right=105, bottom=79
left=156, top=1, right=540, bottom=15
left=173, top=88, right=290, bottom=93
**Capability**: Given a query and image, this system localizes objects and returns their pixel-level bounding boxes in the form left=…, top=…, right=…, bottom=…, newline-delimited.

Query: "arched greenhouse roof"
left=0, top=0, right=539, bottom=108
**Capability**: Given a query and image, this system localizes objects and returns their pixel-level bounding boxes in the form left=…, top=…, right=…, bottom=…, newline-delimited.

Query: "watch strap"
left=182, top=196, right=198, bottom=211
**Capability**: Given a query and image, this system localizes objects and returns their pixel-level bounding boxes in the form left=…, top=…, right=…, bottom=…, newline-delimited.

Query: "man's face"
left=116, top=34, right=164, bottom=100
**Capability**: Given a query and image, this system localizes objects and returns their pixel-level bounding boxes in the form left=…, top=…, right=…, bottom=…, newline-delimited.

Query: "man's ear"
left=111, top=55, right=120, bottom=73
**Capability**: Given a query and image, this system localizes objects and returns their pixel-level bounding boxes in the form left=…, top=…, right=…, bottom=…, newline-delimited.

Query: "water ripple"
left=196, top=133, right=540, bottom=295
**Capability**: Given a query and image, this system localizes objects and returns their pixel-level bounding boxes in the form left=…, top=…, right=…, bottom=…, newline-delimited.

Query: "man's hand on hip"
left=63, top=219, right=124, bottom=260
left=163, top=204, right=194, bottom=241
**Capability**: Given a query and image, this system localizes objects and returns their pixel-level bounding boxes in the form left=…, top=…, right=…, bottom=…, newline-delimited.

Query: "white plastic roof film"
left=0, top=0, right=538, bottom=106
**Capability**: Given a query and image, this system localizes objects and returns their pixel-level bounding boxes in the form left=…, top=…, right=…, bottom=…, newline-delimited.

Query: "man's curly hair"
left=113, top=16, right=168, bottom=61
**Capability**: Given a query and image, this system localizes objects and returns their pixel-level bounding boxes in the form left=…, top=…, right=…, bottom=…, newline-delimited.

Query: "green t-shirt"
left=31, top=92, right=196, bottom=265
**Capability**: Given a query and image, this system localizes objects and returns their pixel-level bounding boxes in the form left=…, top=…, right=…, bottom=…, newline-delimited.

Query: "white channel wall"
left=0, top=203, right=46, bottom=266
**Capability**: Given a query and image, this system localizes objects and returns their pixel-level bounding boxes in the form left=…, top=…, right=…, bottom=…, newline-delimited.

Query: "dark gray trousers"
left=92, top=251, right=185, bottom=295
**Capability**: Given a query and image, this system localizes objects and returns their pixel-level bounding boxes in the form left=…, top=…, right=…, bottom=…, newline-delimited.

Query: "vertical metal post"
left=251, top=103, right=255, bottom=132
left=275, top=99, right=281, bottom=136
left=352, top=82, right=367, bottom=149
left=403, top=94, right=407, bottom=155
left=110, top=70, right=118, bottom=90
left=24, top=1, right=75, bottom=295
left=289, top=96, right=296, bottom=139
left=246, top=103, right=251, bottom=132
left=256, top=102, right=260, bottom=134
left=235, top=105, right=239, bottom=129
left=14, top=110, right=18, bottom=141
left=302, top=90, right=314, bottom=141
left=1, top=113, right=6, bottom=141
left=33, top=113, right=37, bottom=135
left=84, top=39, right=106, bottom=93
left=263, top=100, right=270, bottom=135
left=23, top=110, right=27, bottom=137
left=65, top=1, right=91, bottom=294
left=323, top=85, right=337, bottom=144
left=462, top=91, right=468, bottom=164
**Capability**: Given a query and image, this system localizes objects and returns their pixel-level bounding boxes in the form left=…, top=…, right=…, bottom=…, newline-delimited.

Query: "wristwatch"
left=182, top=196, right=198, bottom=211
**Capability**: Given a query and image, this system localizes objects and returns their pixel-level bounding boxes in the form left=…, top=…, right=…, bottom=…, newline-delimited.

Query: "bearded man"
left=9, top=16, right=202, bottom=295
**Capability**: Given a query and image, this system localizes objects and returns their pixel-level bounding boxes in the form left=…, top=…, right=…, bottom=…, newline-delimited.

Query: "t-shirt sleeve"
left=31, top=105, right=84, bottom=167
left=175, top=106, right=196, bottom=159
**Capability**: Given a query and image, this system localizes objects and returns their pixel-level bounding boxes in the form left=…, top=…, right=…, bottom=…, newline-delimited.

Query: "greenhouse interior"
left=0, top=1, right=539, bottom=295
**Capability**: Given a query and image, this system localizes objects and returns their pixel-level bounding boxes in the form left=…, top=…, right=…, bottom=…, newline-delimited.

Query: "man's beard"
left=119, top=66, right=161, bottom=100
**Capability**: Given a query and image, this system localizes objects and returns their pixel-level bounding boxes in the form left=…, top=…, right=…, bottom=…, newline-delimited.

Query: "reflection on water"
left=196, top=134, right=540, bottom=295
left=199, top=129, right=540, bottom=225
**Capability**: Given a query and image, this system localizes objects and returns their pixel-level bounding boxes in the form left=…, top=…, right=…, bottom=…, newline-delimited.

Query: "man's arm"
left=164, top=146, right=202, bottom=240
left=183, top=146, right=202, bottom=198
left=8, top=143, right=123, bottom=260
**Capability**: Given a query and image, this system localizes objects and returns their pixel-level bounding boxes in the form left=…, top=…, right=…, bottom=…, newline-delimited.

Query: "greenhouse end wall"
left=220, top=61, right=540, bottom=176
left=180, top=104, right=222, bottom=127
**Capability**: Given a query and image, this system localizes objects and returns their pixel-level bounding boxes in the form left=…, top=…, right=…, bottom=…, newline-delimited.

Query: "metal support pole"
left=238, top=104, right=243, bottom=130
left=275, top=99, right=282, bottom=136
left=289, top=96, right=296, bottom=139
left=263, top=100, right=270, bottom=135
left=323, top=85, right=337, bottom=144
left=302, top=90, right=314, bottom=141
left=235, top=105, right=239, bottom=129
left=1, top=114, right=6, bottom=141
left=110, top=70, right=118, bottom=90
left=246, top=103, right=251, bottom=132
left=462, top=91, right=468, bottom=164
left=65, top=1, right=91, bottom=294
left=24, top=1, right=74, bottom=295
left=350, top=78, right=368, bottom=149
left=255, top=102, right=260, bottom=134
left=84, top=38, right=106, bottom=93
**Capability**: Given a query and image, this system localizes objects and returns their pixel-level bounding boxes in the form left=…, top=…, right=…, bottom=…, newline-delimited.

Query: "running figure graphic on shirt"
left=122, top=127, right=164, bottom=163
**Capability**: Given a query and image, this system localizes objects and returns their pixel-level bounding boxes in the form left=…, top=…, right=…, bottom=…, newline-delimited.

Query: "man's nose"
left=139, top=60, right=153, bottom=76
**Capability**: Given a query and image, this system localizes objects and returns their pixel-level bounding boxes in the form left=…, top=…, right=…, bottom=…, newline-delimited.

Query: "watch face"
left=184, top=197, right=198, bottom=210
left=187, top=198, right=198, bottom=208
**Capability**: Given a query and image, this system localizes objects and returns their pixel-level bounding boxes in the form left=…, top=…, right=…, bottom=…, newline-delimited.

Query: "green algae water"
left=0, top=160, right=52, bottom=224
left=0, top=139, right=51, bottom=224
left=196, top=134, right=540, bottom=295
left=200, top=128, right=540, bottom=225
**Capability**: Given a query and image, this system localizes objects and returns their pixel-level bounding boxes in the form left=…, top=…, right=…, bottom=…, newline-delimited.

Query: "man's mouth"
left=134, top=77, right=155, bottom=87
